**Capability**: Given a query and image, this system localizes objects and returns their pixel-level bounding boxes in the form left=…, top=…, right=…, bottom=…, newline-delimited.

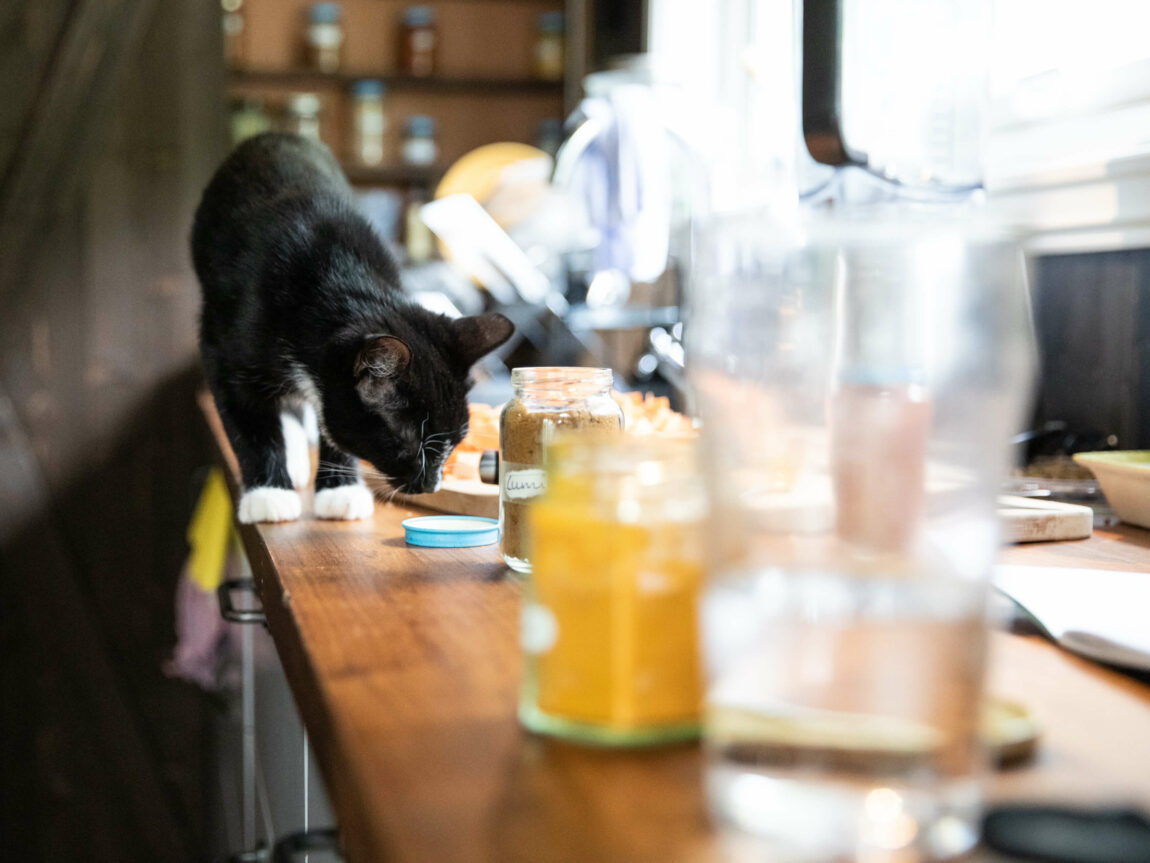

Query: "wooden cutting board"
left=999, top=495, right=1093, bottom=543
left=366, top=475, right=498, bottom=519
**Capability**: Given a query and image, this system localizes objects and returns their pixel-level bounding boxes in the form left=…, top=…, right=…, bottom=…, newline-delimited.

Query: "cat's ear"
left=452, top=314, right=514, bottom=368
left=355, top=335, right=410, bottom=399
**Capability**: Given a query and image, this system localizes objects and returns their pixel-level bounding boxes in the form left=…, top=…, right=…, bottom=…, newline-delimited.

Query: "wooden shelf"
left=228, top=68, right=564, bottom=95
left=341, top=163, right=442, bottom=188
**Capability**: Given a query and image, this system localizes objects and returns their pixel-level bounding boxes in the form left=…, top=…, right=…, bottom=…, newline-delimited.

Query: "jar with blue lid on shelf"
left=402, top=115, right=438, bottom=166
left=306, top=2, right=343, bottom=74
left=399, top=6, right=437, bottom=77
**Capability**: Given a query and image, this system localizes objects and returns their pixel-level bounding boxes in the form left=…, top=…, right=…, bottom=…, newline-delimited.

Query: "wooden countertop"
left=199, top=393, right=1150, bottom=863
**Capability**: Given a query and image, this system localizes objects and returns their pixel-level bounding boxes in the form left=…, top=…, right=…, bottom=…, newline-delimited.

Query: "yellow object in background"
left=186, top=468, right=237, bottom=593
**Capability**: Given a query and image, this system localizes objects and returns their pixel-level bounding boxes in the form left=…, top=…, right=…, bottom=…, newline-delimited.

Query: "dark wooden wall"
left=0, top=1, right=226, bottom=860
left=1031, top=250, right=1150, bottom=450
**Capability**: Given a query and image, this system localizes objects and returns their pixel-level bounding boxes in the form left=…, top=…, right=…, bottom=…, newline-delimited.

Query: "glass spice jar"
left=307, top=2, right=344, bottom=74
left=350, top=80, right=387, bottom=166
left=401, top=115, right=438, bottom=165
left=534, top=11, right=565, bottom=81
left=230, top=97, right=271, bottom=145
left=398, top=6, right=437, bottom=77
left=221, top=0, right=246, bottom=68
left=521, top=435, right=707, bottom=745
left=499, top=367, right=623, bottom=573
left=285, top=93, right=322, bottom=142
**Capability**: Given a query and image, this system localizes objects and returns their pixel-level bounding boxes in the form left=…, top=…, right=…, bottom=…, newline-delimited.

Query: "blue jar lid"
left=538, top=11, right=565, bottom=33
left=310, top=2, right=341, bottom=24
left=351, top=79, right=385, bottom=98
left=405, top=115, right=436, bottom=138
left=404, top=5, right=434, bottom=27
left=402, top=515, right=499, bottom=548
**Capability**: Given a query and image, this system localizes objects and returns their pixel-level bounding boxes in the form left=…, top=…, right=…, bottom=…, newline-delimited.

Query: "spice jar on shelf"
left=398, top=6, right=437, bottom=77
left=521, top=435, right=706, bottom=745
left=221, top=0, right=245, bottom=67
left=350, top=80, right=387, bottom=166
left=534, top=11, right=565, bottom=81
left=401, top=115, right=438, bottom=166
left=307, top=2, right=344, bottom=74
left=230, top=98, right=271, bottom=145
left=284, top=93, right=322, bottom=142
left=499, top=367, right=623, bottom=574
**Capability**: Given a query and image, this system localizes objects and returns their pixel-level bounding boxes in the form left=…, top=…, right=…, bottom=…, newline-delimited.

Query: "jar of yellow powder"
left=520, top=435, right=706, bottom=745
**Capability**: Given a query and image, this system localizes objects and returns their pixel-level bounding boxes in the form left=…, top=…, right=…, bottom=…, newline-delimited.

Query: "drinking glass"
left=688, top=207, right=1033, bottom=861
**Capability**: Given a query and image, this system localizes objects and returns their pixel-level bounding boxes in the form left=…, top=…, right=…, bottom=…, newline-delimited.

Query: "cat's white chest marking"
left=281, top=411, right=312, bottom=488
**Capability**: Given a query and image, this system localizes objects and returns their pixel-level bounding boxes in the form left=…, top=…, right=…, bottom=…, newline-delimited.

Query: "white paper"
left=994, top=564, right=1150, bottom=671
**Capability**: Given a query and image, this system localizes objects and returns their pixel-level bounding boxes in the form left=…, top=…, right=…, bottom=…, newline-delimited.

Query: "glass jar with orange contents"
left=520, top=435, right=706, bottom=745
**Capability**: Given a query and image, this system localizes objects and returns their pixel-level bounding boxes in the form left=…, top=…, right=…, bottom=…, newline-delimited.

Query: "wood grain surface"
left=199, top=392, right=1150, bottom=862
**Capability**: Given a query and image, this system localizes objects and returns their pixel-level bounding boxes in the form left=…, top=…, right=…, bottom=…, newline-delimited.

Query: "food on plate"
left=612, top=390, right=696, bottom=437
left=443, top=402, right=500, bottom=480
left=442, top=392, right=694, bottom=484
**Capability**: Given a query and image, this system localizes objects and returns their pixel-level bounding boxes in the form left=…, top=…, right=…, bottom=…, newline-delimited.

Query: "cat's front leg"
left=217, top=396, right=302, bottom=524
left=314, top=438, right=375, bottom=521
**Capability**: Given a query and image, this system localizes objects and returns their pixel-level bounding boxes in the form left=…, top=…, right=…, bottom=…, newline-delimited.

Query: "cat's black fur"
left=192, top=133, right=512, bottom=508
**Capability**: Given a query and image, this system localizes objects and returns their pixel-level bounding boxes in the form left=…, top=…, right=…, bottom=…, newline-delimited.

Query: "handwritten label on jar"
left=501, top=465, right=547, bottom=501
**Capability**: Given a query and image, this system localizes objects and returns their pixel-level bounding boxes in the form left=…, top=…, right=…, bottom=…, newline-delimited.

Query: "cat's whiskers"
left=317, top=459, right=397, bottom=489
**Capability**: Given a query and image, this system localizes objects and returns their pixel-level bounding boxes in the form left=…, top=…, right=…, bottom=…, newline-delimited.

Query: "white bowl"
left=1073, top=451, right=1150, bottom=530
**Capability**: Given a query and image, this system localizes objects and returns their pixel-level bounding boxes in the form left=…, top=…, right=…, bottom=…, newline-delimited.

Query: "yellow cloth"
left=186, top=468, right=236, bottom=592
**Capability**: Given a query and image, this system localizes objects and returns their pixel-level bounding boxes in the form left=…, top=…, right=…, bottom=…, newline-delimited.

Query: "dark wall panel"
left=0, top=0, right=226, bottom=860
left=1031, top=249, right=1150, bottom=450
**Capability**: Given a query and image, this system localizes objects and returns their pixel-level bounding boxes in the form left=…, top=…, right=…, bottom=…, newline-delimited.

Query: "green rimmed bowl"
left=1073, top=451, right=1150, bottom=529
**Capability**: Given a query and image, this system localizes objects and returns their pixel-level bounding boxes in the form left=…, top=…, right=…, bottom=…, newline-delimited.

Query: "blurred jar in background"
left=405, top=191, right=435, bottom=264
left=350, top=80, right=387, bottom=166
left=398, top=6, right=437, bottom=77
left=401, top=116, right=438, bottom=166
left=230, top=98, right=271, bottom=145
left=307, top=2, right=343, bottom=74
left=522, top=435, right=706, bottom=745
left=221, top=0, right=245, bottom=67
left=284, top=93, right=322, bottom=142
left=534, top=12, right=565, bottom=81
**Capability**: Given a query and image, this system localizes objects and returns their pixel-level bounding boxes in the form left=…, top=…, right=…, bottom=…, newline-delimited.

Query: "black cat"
left=192, top=133, right=512, bottom=523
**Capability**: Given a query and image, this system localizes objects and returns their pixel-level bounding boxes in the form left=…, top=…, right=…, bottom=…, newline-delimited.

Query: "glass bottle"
left=285, top=93, right=322, bottom=142
left=307, top=2, right=344, bottom=74
left=398, top=6, right=437, bottom=77
left=401, top=115, right=438, bottom=166
left=533, top=11, right=565, bottom=81
left=521, top=435, right=706, bottom=745
left=350, top=80, right=387, bottom=166
left=499, top=368, right=623, bottom=573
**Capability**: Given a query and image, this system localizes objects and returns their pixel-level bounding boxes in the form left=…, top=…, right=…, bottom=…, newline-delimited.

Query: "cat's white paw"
left=281, top=412, right=312, bottom=489
left=314, top=484, right=375, bottom=521
left=238, top=487, right=302, bottom=524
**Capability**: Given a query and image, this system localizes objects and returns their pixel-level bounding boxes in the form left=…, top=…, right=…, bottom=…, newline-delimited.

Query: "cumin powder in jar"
left=499, top=368, right=622, bottom=573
